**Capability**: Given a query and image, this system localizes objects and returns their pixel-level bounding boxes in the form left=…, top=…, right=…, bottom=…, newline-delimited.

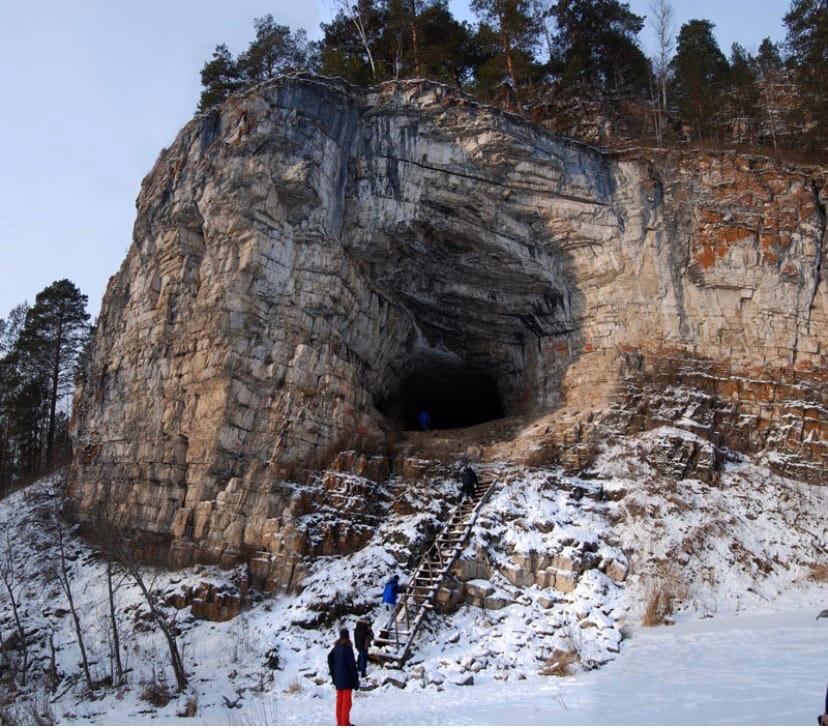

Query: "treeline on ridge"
left=198, top=0, right=828, bottom=154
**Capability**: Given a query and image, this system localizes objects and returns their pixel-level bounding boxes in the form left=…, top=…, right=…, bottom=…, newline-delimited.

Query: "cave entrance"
left=392, top=353, right=504, bottom=430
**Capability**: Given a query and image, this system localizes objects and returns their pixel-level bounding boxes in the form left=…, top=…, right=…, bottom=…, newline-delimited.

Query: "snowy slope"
left=0, top=427, right=826, bottom=724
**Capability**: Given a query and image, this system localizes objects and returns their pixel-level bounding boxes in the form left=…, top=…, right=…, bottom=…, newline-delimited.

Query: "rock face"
left=68, top=75, right=828, bottom=583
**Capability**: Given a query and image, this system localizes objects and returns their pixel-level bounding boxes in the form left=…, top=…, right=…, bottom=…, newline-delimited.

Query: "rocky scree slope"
left=68, top=74, right=828, bottom=587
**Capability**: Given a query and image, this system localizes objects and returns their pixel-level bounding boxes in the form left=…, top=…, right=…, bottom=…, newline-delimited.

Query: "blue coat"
left=383, top=579, right=399, bottom=605
left=328, top=642, right=360, bottom=690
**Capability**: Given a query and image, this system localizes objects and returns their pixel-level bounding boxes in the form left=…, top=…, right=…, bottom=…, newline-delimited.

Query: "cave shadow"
left=343, top=105, right=596, bottom=438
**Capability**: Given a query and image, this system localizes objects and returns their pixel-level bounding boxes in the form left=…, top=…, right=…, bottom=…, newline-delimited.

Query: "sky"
left=0, top=0, right=792, bottom=321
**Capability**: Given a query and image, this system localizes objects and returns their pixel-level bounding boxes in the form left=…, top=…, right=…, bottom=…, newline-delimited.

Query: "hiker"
left=819, top=682, right=828, bottom=726
left=382, top=575, right=400, bottom=630
left=460, top=464, right=478, bottom=501
left=418, top=409, right=431, bottom=430
left=354, top=618, right=374, bottom=678
left=327, top=627, right=360, bottom=727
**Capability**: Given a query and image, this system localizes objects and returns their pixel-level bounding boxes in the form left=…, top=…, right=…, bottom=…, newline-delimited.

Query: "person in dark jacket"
left=460, top=464, right=478, bottom=501
left=327, top=628, right=359, bottom=726
left=353, top=618, right=374, bottom=677
left=818, top=682, right=828, bottom=725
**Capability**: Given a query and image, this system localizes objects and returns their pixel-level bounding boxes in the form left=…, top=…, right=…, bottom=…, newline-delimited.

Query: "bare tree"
left=96, top=526, right=187, bottom=692
left=650, top=0, right=675, bottom=144
left=124, top=562, right=188, bottom=692
left=52, top=502, right=94, bottom=691
left=46, top=622, right=59, bottom=691
left=334, top=0, right=377, bottom=79
left=407, top=0, right=422, bottom=77
left=0, top=536, right=29, bottom=685
left=105, top=559, right=125, bottom=685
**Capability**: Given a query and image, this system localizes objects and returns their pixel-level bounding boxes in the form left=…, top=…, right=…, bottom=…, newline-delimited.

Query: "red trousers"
left=335, top=688, right=353, bottom=726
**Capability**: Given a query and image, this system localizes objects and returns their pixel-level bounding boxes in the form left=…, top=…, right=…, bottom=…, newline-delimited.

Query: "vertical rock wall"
left=68, top=76, right=827, bottom=582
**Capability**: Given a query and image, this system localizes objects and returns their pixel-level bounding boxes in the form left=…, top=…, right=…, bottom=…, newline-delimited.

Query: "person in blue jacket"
left=382, top=575, right=400, bottom=630
left=327, top=628, right=359, bottom=726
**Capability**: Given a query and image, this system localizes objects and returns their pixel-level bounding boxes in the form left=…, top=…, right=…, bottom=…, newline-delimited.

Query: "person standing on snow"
left=353, top=618, right=374, bottom=678
left=819, top=682, right=828, bottom=725
left=382, top=574, right=400, bottom=630
left=327, top=627, right=360, bottom=727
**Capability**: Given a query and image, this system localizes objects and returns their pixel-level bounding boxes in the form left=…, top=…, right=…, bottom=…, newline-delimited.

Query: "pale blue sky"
left=0, top=0, right=790, bottom=320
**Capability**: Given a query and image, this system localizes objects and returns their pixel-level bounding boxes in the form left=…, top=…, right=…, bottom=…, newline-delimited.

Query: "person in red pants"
left=328, top=628, right=360, bottom=726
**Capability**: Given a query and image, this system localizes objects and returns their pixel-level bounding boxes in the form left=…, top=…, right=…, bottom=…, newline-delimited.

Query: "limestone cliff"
left=68, top=75, right=828, bottom=587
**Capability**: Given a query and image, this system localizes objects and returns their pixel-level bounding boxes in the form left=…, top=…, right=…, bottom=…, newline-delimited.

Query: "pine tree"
left=755, top=37, right=785, bottom=150
left=670, top=19, right=730, bottom=140
left=324, top=0, right=383, bottom=82
left=198, top=44, right=245, bottom=111
left=470, top=0, right=544, bottom=109
left=548, top=0, right=650, bottom=98
left=15, top=280, right=90, bottom=468
left=729, top=43, right=759, bottom=143
left=0, top=304, right=29, bottom=489
left=784, top=0, right=828, bottom=147
left=198, top=18, right=320, bottom=111
left=416, top=3, right=477, bottom=87
left=239, top=16, right=318, bottom=82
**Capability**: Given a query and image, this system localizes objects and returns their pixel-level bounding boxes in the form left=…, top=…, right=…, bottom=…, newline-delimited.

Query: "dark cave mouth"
left=381, top=357, right=505, bottom=430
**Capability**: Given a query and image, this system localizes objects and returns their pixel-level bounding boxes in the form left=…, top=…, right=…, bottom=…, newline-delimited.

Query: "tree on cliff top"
left=319, top=0, right=476, bottom=87
left=470, top=0, right=543, bottom=108
left=784, top=0, right=828, bottom=148
left=670, top=19, right=730, bottom=140
left=546, top=0, right=650, bottom=99
left=198, top=16, right=320, bottom=111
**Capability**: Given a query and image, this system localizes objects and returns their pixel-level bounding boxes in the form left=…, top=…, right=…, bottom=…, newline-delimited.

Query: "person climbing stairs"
left=371, top=464, right=500, bottom=668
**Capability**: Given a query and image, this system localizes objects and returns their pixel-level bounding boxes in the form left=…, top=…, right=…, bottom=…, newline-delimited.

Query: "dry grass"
left=141, top=676, right=173, bottom=708
left=538, top=649, right=580, bottom=677
left=284, top=677, right=303, bottom=694
left=641, top=586, right=674, bottom=627
left=176, top=695, right=198, bottom=718
left=808, top=563, right=828, bottom=583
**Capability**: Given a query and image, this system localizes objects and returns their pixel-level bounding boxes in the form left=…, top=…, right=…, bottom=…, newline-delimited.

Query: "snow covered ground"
left=271, top=607, right=828, bottom=726
left=0, top=428, right=826, bottom=725
left=58, top=603, right=827, bottom=725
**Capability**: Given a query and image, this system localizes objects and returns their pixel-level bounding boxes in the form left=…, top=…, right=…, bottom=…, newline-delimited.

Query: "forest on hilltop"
left=198, top=0, right=828, bottom=155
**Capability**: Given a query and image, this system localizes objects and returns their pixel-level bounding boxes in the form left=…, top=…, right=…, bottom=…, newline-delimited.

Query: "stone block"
left=552, top=569, right=578, bottom=593
left=603, top=558, right=628, bottom=582
left=537, top=592, right=558, bottom=609
left=482, top=595, right=512, bottom=610
left=383, top=670, right=408, bottom=689
left=465, top=580, right=494, bottom=599
left=171, top=507, right=191, bottom=538
left=193, top=501, right=213, bottom=540
left=499, top=564, right=534, bottom=588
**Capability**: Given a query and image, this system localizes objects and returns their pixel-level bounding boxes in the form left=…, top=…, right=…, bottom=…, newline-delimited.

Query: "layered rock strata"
left=69, top=75, right=828, bottom=583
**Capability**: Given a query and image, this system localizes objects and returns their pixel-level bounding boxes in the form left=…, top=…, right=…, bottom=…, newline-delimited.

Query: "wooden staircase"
left=371, top=466, right=501, bottom=669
